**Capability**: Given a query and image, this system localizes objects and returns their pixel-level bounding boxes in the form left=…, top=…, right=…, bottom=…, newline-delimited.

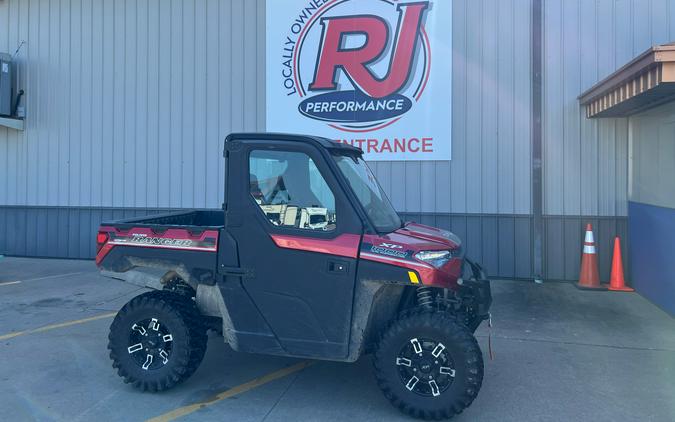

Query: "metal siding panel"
left=24, top=208, right=36, bottom=256
left=257, top=0, right=266, bottom=131
left=35, top=209, right=48, bottom=257
left=450, top=216, right=467, bottom=255
left=435, top=214, right=450, bottom=231
left=435, top=162, right=451, bottom=212
left=405, top=162, right=421, bottom=213
left=514, top=216, right=532, bottom=279
left=465, top=216, right=482, bottom=264
left=543, top=0, right=564, bottom=215
left=632, top=0, right=651, bottom=54
left=497, top=216, right=515, bottom=278
left=169, top=0, right=184, bottom=208
left=146, top=0, right=160, bottom=208
left=218, top=0, right=232, bottom=206
left=80, top=0, right=93, bottom=208
left=69, top=0, right=83, bottom=207
left=464, top=0, right=483, bottom=213
left=244, top=0, right=258, bottom=131
left=420, top=162, right=435, bottom=212
left=481, top=0, right=498, bottom=214
left=497, top=0, right=515, bottom=214
left=90, top=0, right=104, bottom=207
left=598, top=120, right=617, bottom=215
left=513, top=0, right=531, bottom=215
left=157, top=0, right=172, bottom=208
left=0, top=208, right=5, bottom=254
left=651, top=0, right=670, bottom=44
left=562, top=0, right=581, bottom=216
left=193, top=0, right=208, bottom=208
left=135, top=0, right=149, bottom=208
left=615, top=119, right=629, bottom=216
left=389, top=162, right=406, bottom=211
left=450, top=0, right=467, bottom=214
left=615, top=0, right=634, bottom=66
left=68, top=208, right=80, bottom=258
left=181, top=0, right=196, bottom=208
left=544, top=217, right=565, bottom=280
left=579, top=0, right=599, bottom=216
left=80, top=208, right=92, bottom=258
left=205, top=0, right=221, bottom=209
left=420, top=214, right=435, bottom=228
left=481, top=216, right=498, bottom=276
left=563, top=217, right=581, bottom=281
left=230, top=0, right=245, bottom=132
left=58, top=208, right=70, bottom=258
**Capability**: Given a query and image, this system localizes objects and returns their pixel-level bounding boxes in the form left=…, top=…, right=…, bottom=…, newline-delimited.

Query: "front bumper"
left=461, top=259, right=492, bottom=320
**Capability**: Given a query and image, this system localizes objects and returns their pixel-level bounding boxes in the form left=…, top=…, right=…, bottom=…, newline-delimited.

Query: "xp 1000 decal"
left=267, top=0, right=452, bottom=161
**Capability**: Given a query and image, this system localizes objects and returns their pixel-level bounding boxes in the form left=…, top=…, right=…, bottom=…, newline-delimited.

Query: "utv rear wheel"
left=374, top=311, right=484, bottom=420
left=108, top=291, right=207, bottom=392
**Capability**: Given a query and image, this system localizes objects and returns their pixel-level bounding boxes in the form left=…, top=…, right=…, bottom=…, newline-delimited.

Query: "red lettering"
left=367, top=139, right=378, bottom=153
left=380, top=138, right=392, bottom=153
left=309, top=3, right=429, bottom=98
left=355, top=139, right=366, bottom=150
left=408, top=138, right=420, bottom=152
left=422, top=137, right=433, bottom=152
left=394, top=138, right=405, bottom=152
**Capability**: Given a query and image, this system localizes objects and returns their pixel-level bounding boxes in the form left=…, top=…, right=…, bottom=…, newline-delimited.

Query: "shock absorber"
left=416, top=286, right=434, bottom=309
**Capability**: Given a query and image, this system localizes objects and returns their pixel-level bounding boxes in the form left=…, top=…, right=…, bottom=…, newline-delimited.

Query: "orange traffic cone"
left=608, top=236, right=633, bottom=292
left=577, top=223, right=605, bottom=290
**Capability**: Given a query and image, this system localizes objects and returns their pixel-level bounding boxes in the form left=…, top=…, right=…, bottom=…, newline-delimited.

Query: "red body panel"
left=270, top=233, right=361, bottom=259
left=360, top=222, right=463, bottom=288
left=96, top=226, right=219, bottom=265
left=267, top=223, right=463, bottom=287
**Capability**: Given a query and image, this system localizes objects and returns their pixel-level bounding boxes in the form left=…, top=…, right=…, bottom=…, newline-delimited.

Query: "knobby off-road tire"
left=374, top=310, right=484, bottom=420
left=108, top=291, right=208, bottom=392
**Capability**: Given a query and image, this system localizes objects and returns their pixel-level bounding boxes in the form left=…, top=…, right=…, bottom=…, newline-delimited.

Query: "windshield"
left=333, top=153, right=402, bottom=233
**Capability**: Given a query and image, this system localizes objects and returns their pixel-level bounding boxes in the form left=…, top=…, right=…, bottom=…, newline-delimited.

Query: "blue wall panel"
left=629, top=201, right=675, bottom=316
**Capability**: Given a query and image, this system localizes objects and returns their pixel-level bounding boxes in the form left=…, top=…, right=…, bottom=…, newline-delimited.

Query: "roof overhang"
left=579, top=43, right=675, bottom=118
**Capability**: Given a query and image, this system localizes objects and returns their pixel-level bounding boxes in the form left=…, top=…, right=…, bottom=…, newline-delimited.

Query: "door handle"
left=328, top=261, right=349, bottom=274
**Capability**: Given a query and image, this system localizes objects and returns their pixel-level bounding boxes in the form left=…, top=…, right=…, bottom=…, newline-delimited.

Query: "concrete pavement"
left=1, top=257, right=674, bottom=421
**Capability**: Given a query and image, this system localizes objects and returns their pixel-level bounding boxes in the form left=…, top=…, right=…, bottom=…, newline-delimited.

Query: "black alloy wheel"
left=374, top=310, right=484, bottom=420
left=126, top=317, right=175, bottom=371
left=108, top=291, right=207, bottom=392
left=396, top=337, right=456, bottom=398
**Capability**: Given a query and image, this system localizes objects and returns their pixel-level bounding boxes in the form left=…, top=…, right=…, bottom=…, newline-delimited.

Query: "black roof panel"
left=225, top=132, right=363, bottom=155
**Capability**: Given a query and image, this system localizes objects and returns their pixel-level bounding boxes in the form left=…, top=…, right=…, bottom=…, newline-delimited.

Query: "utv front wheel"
left=108, top=291, right=207, bottom=392
left=374, top=311, right=484, bottom=420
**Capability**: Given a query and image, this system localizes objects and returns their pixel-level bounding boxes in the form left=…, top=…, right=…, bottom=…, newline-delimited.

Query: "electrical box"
left=0, top=53, right=14, bottom=117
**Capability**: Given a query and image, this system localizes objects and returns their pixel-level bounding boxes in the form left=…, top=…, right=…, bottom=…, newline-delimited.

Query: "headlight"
left=415, top=250, right=452, bottom=268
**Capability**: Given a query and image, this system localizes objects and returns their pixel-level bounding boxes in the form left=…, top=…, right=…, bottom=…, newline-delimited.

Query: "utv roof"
left=225, top=132, right=363, bottom=155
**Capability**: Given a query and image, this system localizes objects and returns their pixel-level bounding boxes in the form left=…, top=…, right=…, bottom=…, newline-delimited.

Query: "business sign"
left=266, top=0, right=452, bottom=161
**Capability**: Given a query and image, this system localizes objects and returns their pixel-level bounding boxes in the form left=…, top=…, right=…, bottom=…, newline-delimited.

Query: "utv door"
left=225, top=139, right=363, bottom=359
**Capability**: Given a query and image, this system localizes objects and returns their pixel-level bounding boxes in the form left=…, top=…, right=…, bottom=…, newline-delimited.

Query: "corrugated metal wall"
left=544, top=0, right=675, bottom=218
left=541, top=0, right=675, bottom=280
left=0, top=0, right=265, bottom=209
left=1, top=0, right=673, bottom=281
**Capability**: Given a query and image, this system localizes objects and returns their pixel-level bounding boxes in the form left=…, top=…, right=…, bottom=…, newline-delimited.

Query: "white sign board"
left=266, top=0, right=452, bottom=161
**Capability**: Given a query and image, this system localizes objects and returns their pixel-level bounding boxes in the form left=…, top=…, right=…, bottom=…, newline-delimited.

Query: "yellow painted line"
left=0, top=312, right=117, bottom=341
left=0, top=280, right=22, bottom=286
left=147, top=360, right=314, bottom=422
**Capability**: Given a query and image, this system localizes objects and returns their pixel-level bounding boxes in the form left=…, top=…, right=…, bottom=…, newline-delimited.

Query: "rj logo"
left=309, top=2, right=429, bottom=99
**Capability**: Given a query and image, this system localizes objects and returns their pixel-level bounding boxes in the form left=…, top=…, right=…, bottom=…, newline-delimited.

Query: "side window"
left=249, top=150, right=337, bottom=231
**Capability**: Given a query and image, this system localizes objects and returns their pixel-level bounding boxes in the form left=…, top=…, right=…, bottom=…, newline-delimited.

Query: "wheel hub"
left=396, top=337, right=456, bottom=397
left=126, top=317, right=174, bottom=370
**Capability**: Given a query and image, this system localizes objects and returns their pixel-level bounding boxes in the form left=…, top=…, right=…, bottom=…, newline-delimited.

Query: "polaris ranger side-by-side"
left=97, top=133, right=492, bottom=420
